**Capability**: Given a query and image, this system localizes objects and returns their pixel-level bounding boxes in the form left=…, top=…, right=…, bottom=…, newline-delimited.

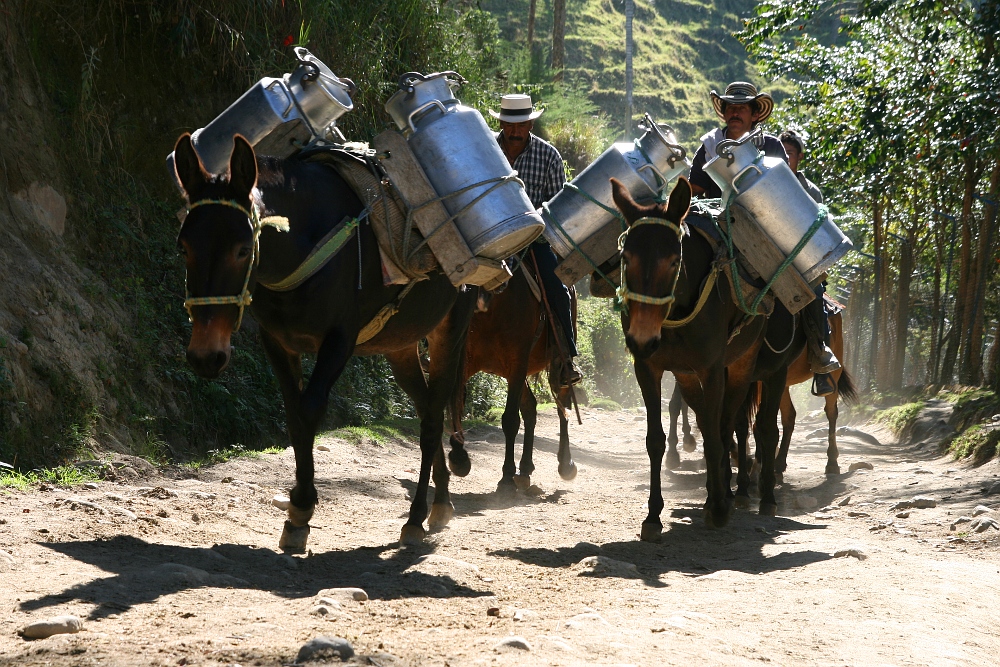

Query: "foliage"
left=948, top=423, right=1000, bottom=464
left=873, top=401, right=925, bottom=435
left=465, top=372, right=509, bottom=420
left=576, top=295, right=641, bottom=407
left=0, top=465, right=101, bottom=490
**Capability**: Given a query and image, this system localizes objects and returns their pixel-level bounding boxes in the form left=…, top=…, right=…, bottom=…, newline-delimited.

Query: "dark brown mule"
left=612, top=177, right=767, bottom=539
left=448, top=259, right=578, bottom=494
left=173, top=134, right=476, bottom=549
left=773, top=310, right=857, bottom=479
left=667, top=384, right=697, bottom=462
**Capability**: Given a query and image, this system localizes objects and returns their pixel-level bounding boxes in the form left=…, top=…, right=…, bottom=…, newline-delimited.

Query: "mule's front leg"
left=756, top=371, right=788, bottom=516
left=263, top=332, right=351, bottom=553
left=554, top=384, right=577, bottom=481
left=514, top=381, right=537, bottom=490
left=824, top=389, right=841, bottom=475
left=688, top=365, right=731, bottom=528
left=634, top=361, right=665, bottom=542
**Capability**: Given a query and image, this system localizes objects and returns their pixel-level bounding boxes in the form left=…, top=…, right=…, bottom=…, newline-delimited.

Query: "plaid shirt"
left=496, top=132, right=566, bottom=208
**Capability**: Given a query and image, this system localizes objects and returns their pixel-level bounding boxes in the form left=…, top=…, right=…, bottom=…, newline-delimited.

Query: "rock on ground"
left=494, top=635, right=532, bottom=652
left=18, top=615, right=83, bottom=639
left=848, top=461, right=874, bottom=472
left=574, top=555, right=638, bottom=577
left=296, top=636, right=354, bottom=662
left=833, top=548, right=869, bottom=561
left=316, top=587, right=368, bottom=602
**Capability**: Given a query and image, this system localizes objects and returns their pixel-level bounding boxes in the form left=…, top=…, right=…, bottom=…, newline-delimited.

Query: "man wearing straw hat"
left=688, top=81, right=788, bottom=199
left=689, top=82, right=841, bottom=395
left=492, top=93, right=582, bottom=387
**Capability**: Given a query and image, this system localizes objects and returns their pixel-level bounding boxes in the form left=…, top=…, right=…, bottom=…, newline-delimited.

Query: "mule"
left=448, top=255, right=578, bottom=494
left=612, top=176, right=768, bottom=539
left=667, top=384, right=697, bottom=462
left=173, top=133, right=476, bottom=550
left=773, top=310, right=857, bottom=479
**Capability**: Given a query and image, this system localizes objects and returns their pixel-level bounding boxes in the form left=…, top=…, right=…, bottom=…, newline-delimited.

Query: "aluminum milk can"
left=706, top=130, right=852, bottom=283
left=542, top=115, right=688, bottom=259
left=384, top=71, right=544, bottom=260
left=168, top=48, right=355, bottom=179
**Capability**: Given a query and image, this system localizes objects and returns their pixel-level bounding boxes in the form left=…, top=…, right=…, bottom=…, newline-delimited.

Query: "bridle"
left=615, top=215, right=688, bottom=320
left=181, top=198, right=261, bottom=332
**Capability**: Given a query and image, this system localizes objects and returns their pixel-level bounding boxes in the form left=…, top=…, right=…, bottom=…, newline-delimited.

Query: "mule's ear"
left=174, top=133, right=207, bottom=198
left=665, top=176, right=691, bottom=222
left=610, top=177, right=641, bottom=225
left=229, top=135, right=258, bottom=198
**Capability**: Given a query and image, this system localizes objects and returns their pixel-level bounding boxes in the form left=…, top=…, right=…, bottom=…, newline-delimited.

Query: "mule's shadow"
left=23, top=535, right=493, bottom=620
left=490, top=507, right=831, bottom=588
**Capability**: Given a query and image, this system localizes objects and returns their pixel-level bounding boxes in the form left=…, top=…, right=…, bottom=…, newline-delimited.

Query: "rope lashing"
left=258, top=212, right=365, bottom=292
left=540, top=204, right=619, bottom=292
left=615, top=216, right=687, bottom=320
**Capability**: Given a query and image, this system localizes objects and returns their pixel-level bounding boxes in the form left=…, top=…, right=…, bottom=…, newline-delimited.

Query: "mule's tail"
left=744, top=381, right=762, bottom=427
left=837, top=368, right=858, bottom=403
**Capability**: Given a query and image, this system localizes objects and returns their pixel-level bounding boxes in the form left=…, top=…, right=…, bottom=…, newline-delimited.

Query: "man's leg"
left=803, top=282, right=840, bottom=397
left=531, top=241, right=581, bottom=386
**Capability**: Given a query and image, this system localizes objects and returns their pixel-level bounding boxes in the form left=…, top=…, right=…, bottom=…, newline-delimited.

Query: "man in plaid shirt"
left=492, top=94, right=582, bottom=386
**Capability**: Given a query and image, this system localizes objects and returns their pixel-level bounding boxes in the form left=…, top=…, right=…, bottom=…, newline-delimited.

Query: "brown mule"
left=612, top=176, right=768, bottom=538
left=448, top=256, right=578, bottom=494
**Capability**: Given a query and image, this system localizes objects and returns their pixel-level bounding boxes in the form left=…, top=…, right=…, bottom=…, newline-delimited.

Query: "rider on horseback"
left=492, top=93, right=582, bottom=387
left=688, top=82, right=841, bottom=397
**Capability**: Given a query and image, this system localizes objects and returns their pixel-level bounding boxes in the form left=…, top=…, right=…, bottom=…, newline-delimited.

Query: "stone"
left=109, top=506, right=138, bottom=521
left=848, top=461, right=874, bottom=472
left=272, top=494, right=291, bottom=511
left=494, top=636, right=531, bottom=652
left=950, top=516, right=972, bottom=531
left=847, top=511, right=870, bottom=518
left=189, top=491, right=217, bottom=500
left=404, top=555, right=481, bottom=588
left=316, top=587, right=368, bottom=602
left=18, top=615, right=83, bottom=639
left=986, top=481, right=1000, bottom=496
left=83, top=482, right=99, bottom=490
left=972, top=505, right=992, bottom=517
left=316, top=445, right=331, bottom=452
left=910, top=496, right=937, bottom=509
left=564, top=612, right=610, bottom=630
left=13, top=183, right=67, bottom=236
left=793, top=494, right=818, bottom=510
left=296, top=636, right=354, bottom=662
left=0, top=550, right=15, bottom=573
left=971, top=517, right=999, bottom=533
left=310, top=605, right=333, bottom=616
left=895, top=511, right=911, bottom=519
left=833, top=548, right=868, bottom=561
left=574, top=556, right=638, bottom=577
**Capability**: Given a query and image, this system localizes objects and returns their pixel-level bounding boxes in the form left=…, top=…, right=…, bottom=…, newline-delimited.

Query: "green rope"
left=540, top=204, right=619, bottom=293
left=561, top=182, right=627, bottom=229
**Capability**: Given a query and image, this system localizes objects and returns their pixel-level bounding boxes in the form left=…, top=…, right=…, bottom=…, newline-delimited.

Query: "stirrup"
left=811, top=373, right=836, bottom=397
left=561, top=361, right=583, bottom=387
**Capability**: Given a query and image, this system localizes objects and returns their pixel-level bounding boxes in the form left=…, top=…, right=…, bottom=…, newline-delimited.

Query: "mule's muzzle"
left=626, top=333, right=660, bottom=360
left=186, top=317, right=234, bottom=379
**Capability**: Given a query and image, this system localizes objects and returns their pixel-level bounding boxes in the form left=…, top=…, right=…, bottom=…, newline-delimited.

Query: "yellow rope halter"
left=616, top=216, right=687, bottom=320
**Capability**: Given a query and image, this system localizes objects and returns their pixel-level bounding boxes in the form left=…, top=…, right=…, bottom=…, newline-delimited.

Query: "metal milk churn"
left=542, top=114, right=688, bottom=262
left=167, top=47, right=355, bottom=181
left=705, top=129, right=853, bottom=283
left=384, top=71, right=544, bottom=260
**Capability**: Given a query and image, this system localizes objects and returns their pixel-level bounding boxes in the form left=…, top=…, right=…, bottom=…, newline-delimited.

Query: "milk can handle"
left=637, top=163, right=667, bottom=190
left=731, top=164, right=763, bottom=196
left=407, top=100, right=448, bottom=133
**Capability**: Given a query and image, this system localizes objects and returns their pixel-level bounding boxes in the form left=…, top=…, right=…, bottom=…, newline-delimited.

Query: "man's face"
left=782, top=141, right=802, bottom=173
left=500, top=120, right=533, bottom=147
left=723, top=102, right=760, bottom=138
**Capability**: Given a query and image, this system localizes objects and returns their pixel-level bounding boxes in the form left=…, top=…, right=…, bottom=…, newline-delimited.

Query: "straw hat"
left=710, top=81, right=774, bottom=123
left=489, top=94, right=544, bottom=123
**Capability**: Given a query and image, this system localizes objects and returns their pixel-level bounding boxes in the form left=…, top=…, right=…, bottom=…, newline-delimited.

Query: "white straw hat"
left=489, top=94, right=544, bottom=122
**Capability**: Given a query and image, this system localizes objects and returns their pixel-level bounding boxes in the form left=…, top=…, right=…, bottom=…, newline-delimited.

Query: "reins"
left=615, top=216, right=687, bottom=321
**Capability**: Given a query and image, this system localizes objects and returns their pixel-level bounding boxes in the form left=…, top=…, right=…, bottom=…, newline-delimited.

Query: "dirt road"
left=2, top=404, right=999, bottom=666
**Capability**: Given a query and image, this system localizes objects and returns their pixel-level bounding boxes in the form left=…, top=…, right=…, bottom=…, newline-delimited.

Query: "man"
left=491, top=93, right=581, bottom=386
left=779, top=129, right=840, bottom=396
left=780, top=129, right=823, bottom=204
left=688, top=81, right=787, bottom=199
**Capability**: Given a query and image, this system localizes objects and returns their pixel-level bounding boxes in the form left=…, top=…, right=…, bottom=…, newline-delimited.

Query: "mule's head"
left=174, top=133, right=259, bottom=379
left=611, top=176, right=691, bottom=359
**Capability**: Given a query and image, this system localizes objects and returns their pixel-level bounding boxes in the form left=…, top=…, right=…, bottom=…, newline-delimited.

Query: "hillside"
left=482, top=0, right=794, bottom=143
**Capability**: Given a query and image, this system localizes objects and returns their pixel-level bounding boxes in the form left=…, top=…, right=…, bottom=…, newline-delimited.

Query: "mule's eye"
left=237, top=246, right=252, bottom=259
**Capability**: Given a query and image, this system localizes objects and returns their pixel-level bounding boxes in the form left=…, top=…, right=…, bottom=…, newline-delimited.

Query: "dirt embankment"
left=1, top=404, right=999, bottom=666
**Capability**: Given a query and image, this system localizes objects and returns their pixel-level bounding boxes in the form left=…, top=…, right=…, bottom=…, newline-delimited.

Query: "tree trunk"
left=551, top=0, right=566, bottom=81
left=890, top=223, right=914, bottom=390
left=957, top=143, right=981, bottom=384
left=928, top=224, right=942, bottom=384
left=527, top=0, right=537, bottom=51
left=967, top=158, right=1000, bottom=384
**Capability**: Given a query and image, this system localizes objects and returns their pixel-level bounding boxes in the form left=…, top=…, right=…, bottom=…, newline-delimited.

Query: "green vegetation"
left=948, top=424, right=1000, bottom=464
left=324, top=420, right=422, bottom=447
left=873, top=401, right=925, bottom=436
left=0, top=465, right=101, bottom=491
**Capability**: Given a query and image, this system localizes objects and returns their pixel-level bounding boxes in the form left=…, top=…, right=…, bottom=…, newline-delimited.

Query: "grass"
left=323, top=419, right=421, bottom=447
left=590, top=397, right=623, bottom=411
left=0, top=465, right=101, bottom=491
left=948, top=424, right=1000, bottom=465
left=873, top=401, right=925, bottom=436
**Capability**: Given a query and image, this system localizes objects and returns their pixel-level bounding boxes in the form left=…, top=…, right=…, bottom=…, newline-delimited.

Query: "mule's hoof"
left=682, top=434, right=697, bottom=453
left=665, top=450, right=681, bottom=471
left=558, top=460, right=578, bottom=481
left=278, top=520, right=310, bottom=553
left=496, top=478, right=517, bottom=497
left=703, top=501, right=732, bottom=529
left=825, top=463, right=841, bottom=476
left=399, top=523, right=426, bottom=546
left=512, top=474, right=531, bottom=491
left=774, top=471, right=784, bottom=485
left=448, top=448, right=472, bottom=477
left=734, top=495, right=751, bottom=511
left=640, top=523, right=662, bottom=542
left=428, top=502, right=454, bottom=530
left=758, top=502, right=777, bottom=517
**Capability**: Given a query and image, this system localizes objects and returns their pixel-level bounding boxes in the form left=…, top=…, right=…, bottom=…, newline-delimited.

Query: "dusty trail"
left=2, top=405, right=999, bottom=666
